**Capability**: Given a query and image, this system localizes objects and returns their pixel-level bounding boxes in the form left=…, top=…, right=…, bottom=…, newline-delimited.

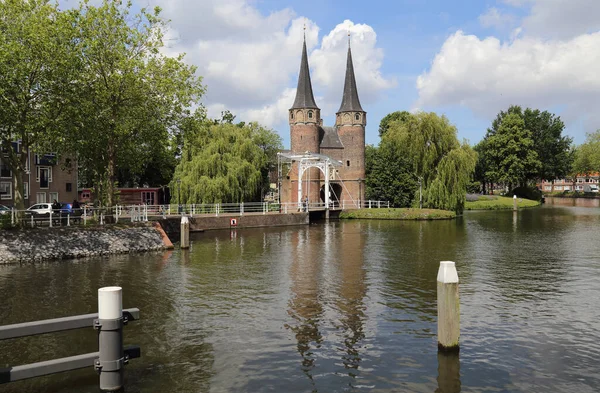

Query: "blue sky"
left=144, top=0, right=600, bottom=148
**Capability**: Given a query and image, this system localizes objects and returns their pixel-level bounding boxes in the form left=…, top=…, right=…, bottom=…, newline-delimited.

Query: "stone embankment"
left=0, top=223, right=173, bottom=264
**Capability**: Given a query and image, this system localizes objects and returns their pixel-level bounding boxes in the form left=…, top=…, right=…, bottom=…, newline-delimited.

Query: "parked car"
left=0, top=204, right=9, bottom=215
left=25, top=203, right=55, bottom=219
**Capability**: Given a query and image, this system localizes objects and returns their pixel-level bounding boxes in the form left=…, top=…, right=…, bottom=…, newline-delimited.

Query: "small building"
left=79, top=187, right=170, bottom=206
left=1, top=142, right=78, bottom=207
left=540, top=173, right=600, bottom=192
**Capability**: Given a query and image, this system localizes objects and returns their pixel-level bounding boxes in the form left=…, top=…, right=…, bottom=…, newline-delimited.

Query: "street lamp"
left=415, top=174, right=423, bottom=209
left=177, top=179, right=182, bottom=214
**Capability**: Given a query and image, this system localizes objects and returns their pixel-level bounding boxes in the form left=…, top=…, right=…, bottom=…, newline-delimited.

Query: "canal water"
left=0, top=204, right=599, bottom=392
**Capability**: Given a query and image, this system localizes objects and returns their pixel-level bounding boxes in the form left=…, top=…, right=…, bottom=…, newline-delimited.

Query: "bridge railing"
left=1, top=200, right=390, bottom=228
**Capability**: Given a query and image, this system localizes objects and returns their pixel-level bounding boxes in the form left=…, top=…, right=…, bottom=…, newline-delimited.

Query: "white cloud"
left=148, top=1, right=393, bottom=130
left=503, top=0, right=600, bottom=39
left=310, top=20, right=396, bottom=115
left=416, top=30, right=600, bottom=136
left=479, top=7, right=516, bottom=30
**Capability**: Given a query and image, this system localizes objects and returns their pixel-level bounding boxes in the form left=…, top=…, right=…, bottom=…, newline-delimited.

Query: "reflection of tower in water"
left=335, top=221, right=367, bottom=374
left=286, top=227, right=324, bottom=382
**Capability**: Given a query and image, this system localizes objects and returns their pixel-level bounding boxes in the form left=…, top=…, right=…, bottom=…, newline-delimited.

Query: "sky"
left=67, top=0, right=600, bottom=147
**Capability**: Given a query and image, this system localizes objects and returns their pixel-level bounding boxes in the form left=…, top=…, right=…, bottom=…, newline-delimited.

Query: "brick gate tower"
left=288, top=34, right=321, bottom=205
left=335, top=41, right=366, bottom=204
left=281, top=35, right=366, bottom=208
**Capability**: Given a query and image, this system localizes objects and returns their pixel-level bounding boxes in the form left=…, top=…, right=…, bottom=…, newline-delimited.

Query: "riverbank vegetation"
left=340, top=208, right=456, bottom=220
left=366, top=112, right=476, bottom=213
left=171, top=112, right=282, bottom=204
left=0, top=0, right=205, bottom=208
left=465, top=196, right=541, bottom=210
left=473, top=106, right=574, bottom=195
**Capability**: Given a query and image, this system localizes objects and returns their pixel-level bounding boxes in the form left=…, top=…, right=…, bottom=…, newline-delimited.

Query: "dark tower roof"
left=290, top=37, right=319, bottom=110
left=337, top=43, right=364, bottom=113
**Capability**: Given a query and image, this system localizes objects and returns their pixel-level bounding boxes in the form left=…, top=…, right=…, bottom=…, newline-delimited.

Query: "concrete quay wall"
left=0, top=223, right=173, bottom=264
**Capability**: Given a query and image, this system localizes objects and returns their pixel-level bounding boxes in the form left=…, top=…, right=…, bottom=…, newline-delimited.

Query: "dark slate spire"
left=337, top=41, right=364, bottom=113
left=291, top=36, right=319, bottom=110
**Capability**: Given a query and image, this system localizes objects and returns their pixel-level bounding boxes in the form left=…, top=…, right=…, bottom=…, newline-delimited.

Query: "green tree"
left=0, top=0, right=78, bottom=210
left=573, top=131, right=600, bottom=175
left=384, top=112, right=477, bottom=213
left=483, top=106, right=573, bottom=187
left=65, top=0, right=204, bottom=206
left=484, top=113, right=540, bottom=190
left=172, top=114, right=282, bottom=204
left=378, top=110, right=411, bottom=137
left=365, top=144, right=416, bottom=207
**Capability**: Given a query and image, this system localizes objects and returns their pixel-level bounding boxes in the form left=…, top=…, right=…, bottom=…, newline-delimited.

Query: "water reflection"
left=286, top=227, right=324, bottom=386
left=335, top=222, right=367, bottom=376
left=436, top=352, right=461, bottom=393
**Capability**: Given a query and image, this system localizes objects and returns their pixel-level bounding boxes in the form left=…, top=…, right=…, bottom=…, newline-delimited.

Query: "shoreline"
left=340, top=208, right=456, bottom=220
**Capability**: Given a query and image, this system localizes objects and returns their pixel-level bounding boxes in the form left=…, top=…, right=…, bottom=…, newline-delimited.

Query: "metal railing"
left=1, top=199, right=390, bottom=228
left=0, top=287, right=140, bottom=391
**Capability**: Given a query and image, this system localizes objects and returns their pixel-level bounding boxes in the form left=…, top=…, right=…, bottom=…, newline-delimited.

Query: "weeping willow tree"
left=384, top=112, right=477, bottom=213
left=171, top=114, right=282, bottom=204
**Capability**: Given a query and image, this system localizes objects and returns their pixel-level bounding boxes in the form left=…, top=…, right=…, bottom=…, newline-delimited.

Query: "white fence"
left=1, top=200, right=390, bottom=228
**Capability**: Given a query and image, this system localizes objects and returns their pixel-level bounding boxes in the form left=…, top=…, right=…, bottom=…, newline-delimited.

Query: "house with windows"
left=0, top=142, right=78, bottom=207
left=539, top=173, right=600, bottom=192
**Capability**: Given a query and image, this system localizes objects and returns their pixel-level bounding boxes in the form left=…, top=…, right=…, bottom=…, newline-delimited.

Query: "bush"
left=466, top=181, right=481, bottom=194
left=466, top=194, right=480, bottom=202
left=510, top=186, right=543, bottom=201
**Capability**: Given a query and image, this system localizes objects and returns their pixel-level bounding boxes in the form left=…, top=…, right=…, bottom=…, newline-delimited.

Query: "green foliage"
left=509, top=186, right=543, bottom=201
left=573, top=131, right=600, bottom=175
left=483, top=113, right=540, bottom=188
left=465, top=196, right=541, bottom=210
left=0, top=0, right=78, bottom=210
left=477, top=105, right=573, bottom=188
left=340, top=208, right=455, bottom=220
left=378, top=110, right=411, bottom=137
left=60, top=0, right=204, bottom=206
left=171, top=114, right=282, bottom=204
left=365, top=144, right=417, bottom=207
left=384, top=112, right=477, bottom=213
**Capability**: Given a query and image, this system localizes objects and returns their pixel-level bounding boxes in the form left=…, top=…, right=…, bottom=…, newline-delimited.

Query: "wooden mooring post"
left=180, top=216, right=190, bottom=249
left=437, top=261, right=460, bottom=352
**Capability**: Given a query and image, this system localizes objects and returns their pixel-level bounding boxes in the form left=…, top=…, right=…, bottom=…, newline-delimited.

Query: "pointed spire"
left=337, top=40, right=364, bottom=113
left=291, top=34, right=319, bottom=110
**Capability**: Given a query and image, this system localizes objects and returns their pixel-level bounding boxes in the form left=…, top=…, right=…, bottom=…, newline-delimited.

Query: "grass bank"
left=465, top=196, right=540, bottom=210
left=340, top=208, right=456, bottom=220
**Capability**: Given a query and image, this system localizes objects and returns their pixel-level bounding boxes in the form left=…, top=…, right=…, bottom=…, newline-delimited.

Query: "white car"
left=26, top=203, right=54, bottom=217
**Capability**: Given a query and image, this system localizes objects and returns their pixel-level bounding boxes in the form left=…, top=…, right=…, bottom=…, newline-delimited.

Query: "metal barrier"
left=0, top=287, right=140, bottom=392
left=4, top=199, right=390, bottom=228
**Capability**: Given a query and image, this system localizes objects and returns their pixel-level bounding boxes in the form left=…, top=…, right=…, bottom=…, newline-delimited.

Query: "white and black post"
left=181, top=216, right=190, bottom=249
left=96, top=286, right=124, bottom=392
left=437, top=261, right=460, bottom=352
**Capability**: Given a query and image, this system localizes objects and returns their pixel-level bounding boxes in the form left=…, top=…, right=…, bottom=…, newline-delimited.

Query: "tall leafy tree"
left=484, top=113, right=540, bottom=190
left=378, top=110, right=411, bottom=137
left=172, top=113, right=282, bottom=204
left=573, top=131, right=600, bottom=175
left=0, top=0, right=78, bottom=210
left=66, top=0, right=204, bottom=206
left=365, top=144, right=416, bottom=207
left=483, top=105, right=573, bottom=186
left=384, top=112, right=476, bottom=213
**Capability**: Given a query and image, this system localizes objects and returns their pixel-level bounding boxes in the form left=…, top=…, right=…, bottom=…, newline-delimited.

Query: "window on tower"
left=308, top=111, right=313, bottom=119
left=290, top=112, right=294, bottom=120
left=355, top=113, right=360, bottom=121
left=346, top=160, right=350, bottom=167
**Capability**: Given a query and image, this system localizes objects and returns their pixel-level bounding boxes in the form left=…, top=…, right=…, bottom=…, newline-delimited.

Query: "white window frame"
left=36, top=192, right=46, bottom=204
left=23, top=182, right=29, bottom=199
left=37, top=166, right=52, bottom=187
left=49, top=192, right=58, bottom=203
left=544, top=186, right=552, bottom=191
left=0, top=181, right=12, bottom=200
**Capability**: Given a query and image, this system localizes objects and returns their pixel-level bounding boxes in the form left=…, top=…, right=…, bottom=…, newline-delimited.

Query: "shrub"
left=510, top=186, right=543, bottom=201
